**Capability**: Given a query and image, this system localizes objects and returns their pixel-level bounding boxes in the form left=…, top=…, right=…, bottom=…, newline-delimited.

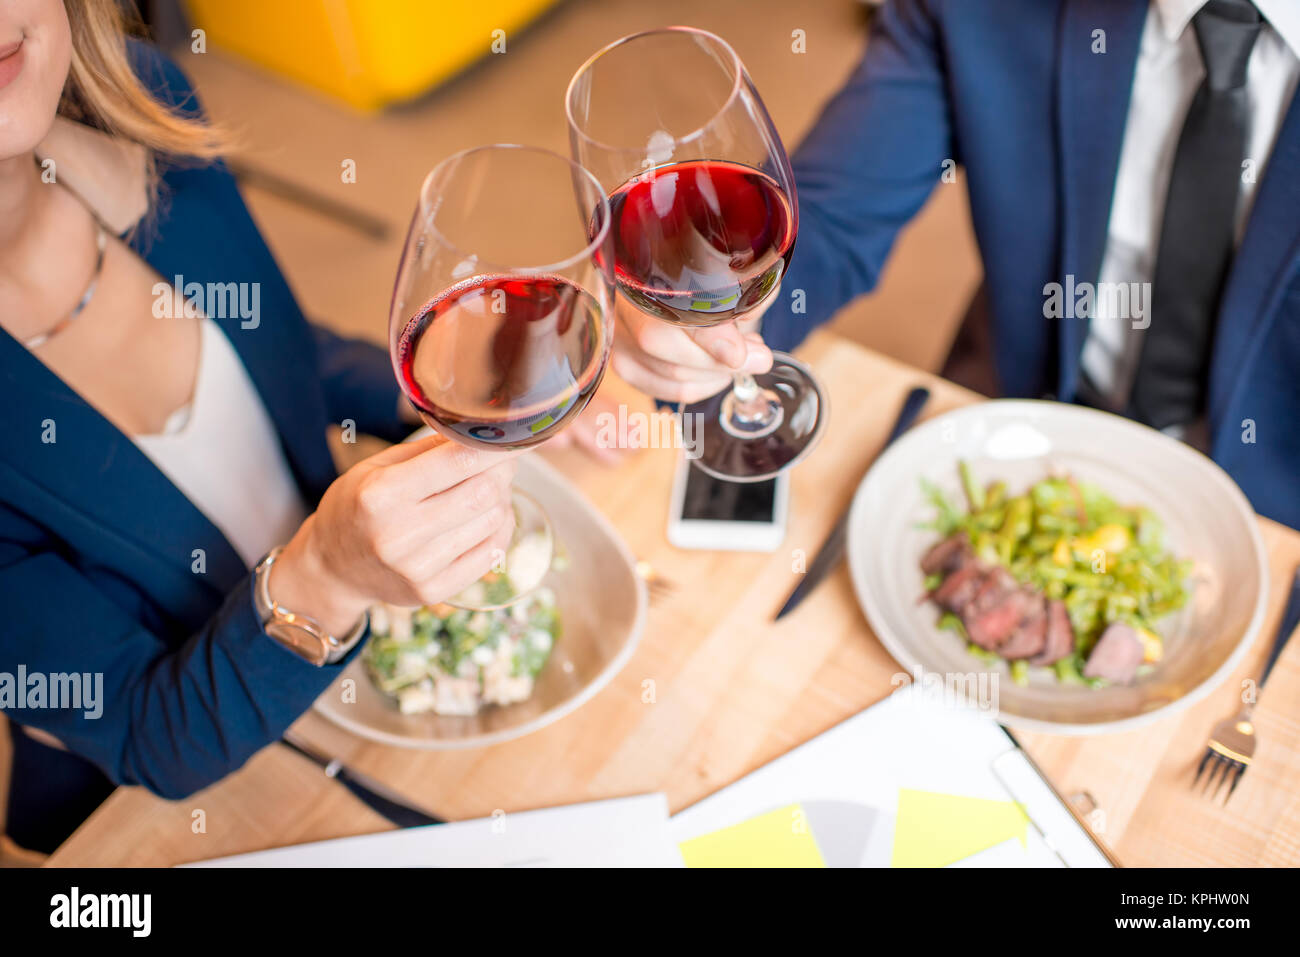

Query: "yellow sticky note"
left=679, top=804, right=826, bottom=868
left=891, top=789, right=1029, bottom=868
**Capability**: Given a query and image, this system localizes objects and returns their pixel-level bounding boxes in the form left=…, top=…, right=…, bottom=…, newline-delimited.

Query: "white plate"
left=846, top=400, right=1269, bottom=734
left=314, top=454, right=646, bottom=749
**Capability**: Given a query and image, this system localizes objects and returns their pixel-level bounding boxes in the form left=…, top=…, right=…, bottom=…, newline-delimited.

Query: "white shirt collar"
left=1156, top=0, right=1300, bottom=59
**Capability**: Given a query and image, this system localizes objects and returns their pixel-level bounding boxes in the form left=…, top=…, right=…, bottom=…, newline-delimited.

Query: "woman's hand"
left=542, top=390, right=627, bottom=465
left=270, top=435, right=519, bottom=636
left=609, top=293, right=776, bottom=404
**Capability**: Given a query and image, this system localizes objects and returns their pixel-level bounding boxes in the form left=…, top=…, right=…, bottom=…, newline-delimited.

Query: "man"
left=611, top=0, right=1300, bottom=529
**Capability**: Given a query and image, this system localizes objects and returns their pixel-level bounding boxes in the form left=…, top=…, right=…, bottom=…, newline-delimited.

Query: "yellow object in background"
left=891, top=789, right=1028, bottom=868
left=678, top=804, right=827, bottom=868
left=183, top=0, right=559, bottom=111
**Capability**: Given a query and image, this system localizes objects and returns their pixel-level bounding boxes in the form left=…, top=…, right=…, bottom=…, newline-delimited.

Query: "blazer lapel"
left=1207, top=88, right=1300, bottom=452
left=0, top=328, right=247, bottom=617
left=1054, top=0, right=1149, bottom=399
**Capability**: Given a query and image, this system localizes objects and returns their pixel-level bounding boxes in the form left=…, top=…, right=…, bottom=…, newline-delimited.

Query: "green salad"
left=364, top=589, right=560, bottom=715
left=921, top=461, right=1192, bottom=685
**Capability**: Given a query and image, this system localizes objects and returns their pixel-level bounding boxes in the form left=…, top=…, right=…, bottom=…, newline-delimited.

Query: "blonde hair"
left=57, top=0, right=228, bottom=170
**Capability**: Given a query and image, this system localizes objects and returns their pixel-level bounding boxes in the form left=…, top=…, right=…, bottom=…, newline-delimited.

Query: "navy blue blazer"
left=0, top=44, right=408, bottom=850
left=762, top=0, right=1300, bottom=530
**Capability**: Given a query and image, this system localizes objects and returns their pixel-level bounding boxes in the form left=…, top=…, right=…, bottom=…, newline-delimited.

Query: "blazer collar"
left=1054, top=0, right=1150, bottom=400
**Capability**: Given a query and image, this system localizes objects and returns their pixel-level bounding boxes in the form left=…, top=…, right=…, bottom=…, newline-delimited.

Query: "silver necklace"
left=23, top=217, right=108, bottom=350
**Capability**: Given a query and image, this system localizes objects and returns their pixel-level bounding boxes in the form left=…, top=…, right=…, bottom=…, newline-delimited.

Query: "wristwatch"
left=253, top=547, right=368, bottom=666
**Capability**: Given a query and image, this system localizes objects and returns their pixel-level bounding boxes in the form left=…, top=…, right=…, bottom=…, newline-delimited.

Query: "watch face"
left=266, top=621, right=328, bottom=666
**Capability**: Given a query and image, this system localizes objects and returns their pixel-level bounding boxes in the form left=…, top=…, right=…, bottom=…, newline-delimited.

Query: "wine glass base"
left=719, top=387, right=784, bottom=440
left=679, top=351, right=828, bottom=483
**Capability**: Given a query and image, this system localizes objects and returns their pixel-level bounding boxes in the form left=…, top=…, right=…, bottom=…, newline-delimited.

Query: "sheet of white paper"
left=669, top=683, right=1110, bottom=868
left=992, top=749, right=1111, bottom=867
left=184, top=794, right=681, bottom=868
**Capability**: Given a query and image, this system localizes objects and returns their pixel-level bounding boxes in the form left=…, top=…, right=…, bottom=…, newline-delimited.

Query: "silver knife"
left=774, top=386, right=930, bottom=620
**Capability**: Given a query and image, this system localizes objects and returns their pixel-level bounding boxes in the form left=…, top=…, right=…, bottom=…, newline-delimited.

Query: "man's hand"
left=609, top=293, right=776, bottom=404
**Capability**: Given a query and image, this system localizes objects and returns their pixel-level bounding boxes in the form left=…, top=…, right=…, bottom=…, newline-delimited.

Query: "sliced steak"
left=921, top=534, right=971, bottom=576
left=1031, top=599, right=1074, bottom=666
left=1082, top=622, right=1143, bottom=684
left=967, top=567, right=1017, bottom=615
left=932, top=564, right=985, bottom=614
left=964, top=589, right=1038, bottom=651
left=997, top=593, right=1049, bottom=660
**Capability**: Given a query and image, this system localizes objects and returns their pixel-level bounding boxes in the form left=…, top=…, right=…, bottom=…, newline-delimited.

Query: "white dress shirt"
left=1079, top=0, right=1300, bottom=415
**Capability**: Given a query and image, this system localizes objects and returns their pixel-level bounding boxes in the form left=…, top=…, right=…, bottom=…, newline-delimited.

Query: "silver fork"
left=1194, top=565, right=1300, bottom=802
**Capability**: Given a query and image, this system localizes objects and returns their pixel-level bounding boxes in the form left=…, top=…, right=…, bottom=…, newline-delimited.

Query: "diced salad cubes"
left=364, top=588, right=560, bottom=716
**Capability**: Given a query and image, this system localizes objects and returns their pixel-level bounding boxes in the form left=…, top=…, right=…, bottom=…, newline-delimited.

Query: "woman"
left=0, top=0, right=527, bottom=852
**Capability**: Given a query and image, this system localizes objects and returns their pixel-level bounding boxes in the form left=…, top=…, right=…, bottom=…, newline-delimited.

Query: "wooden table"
left=47, top=332, right=1300, bottom=867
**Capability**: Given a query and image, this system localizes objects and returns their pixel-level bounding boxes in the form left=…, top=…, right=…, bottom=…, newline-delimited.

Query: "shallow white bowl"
left=314, top=454, right=646, bottom=749
left=846, top=400, right=1269, bottom=735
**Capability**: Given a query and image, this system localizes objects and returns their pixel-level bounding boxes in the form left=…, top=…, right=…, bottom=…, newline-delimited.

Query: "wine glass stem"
left=720, top=370, right=784, bottom=439
left=732, top=371, right=760, bottom=403
left=729, top=308, right=770, bottom=411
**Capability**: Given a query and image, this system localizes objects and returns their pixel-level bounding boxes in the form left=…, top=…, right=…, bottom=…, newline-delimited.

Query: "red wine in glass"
left=604, top=159, right=795, bottom=327
left=397, top=274, right=607, bottom=450
left=567, top=28, right=825, bottom=482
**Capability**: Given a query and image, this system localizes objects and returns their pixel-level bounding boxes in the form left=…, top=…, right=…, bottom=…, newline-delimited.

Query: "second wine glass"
left=388, top=144, right=615, bottom=609
left=566, top=26, right=826, bottom=483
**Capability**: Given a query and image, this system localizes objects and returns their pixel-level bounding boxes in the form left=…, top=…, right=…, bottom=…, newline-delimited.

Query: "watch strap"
left=254, top=548, right=368, bottom=666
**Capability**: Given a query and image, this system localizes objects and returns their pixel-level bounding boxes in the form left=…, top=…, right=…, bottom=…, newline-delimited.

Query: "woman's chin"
left=0, top=108, right=56, bottom=166
left=0, top=4, right=73, bottom=164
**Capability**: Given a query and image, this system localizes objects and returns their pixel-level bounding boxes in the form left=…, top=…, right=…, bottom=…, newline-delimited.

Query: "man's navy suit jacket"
left=763, top=0, right=1299, bottom=529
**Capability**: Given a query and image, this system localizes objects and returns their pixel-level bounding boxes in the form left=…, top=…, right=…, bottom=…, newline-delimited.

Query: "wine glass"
left=566, top=26, right=826, bottom=483
left=389, top=144, right=615, bottom=609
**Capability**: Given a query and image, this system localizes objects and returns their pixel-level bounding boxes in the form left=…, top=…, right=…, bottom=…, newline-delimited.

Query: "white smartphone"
left=667, top=454, right=789, bottom=552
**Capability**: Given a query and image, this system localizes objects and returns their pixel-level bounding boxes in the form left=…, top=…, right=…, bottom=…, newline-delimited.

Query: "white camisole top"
left=132, top=318, right=307, bottom=568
